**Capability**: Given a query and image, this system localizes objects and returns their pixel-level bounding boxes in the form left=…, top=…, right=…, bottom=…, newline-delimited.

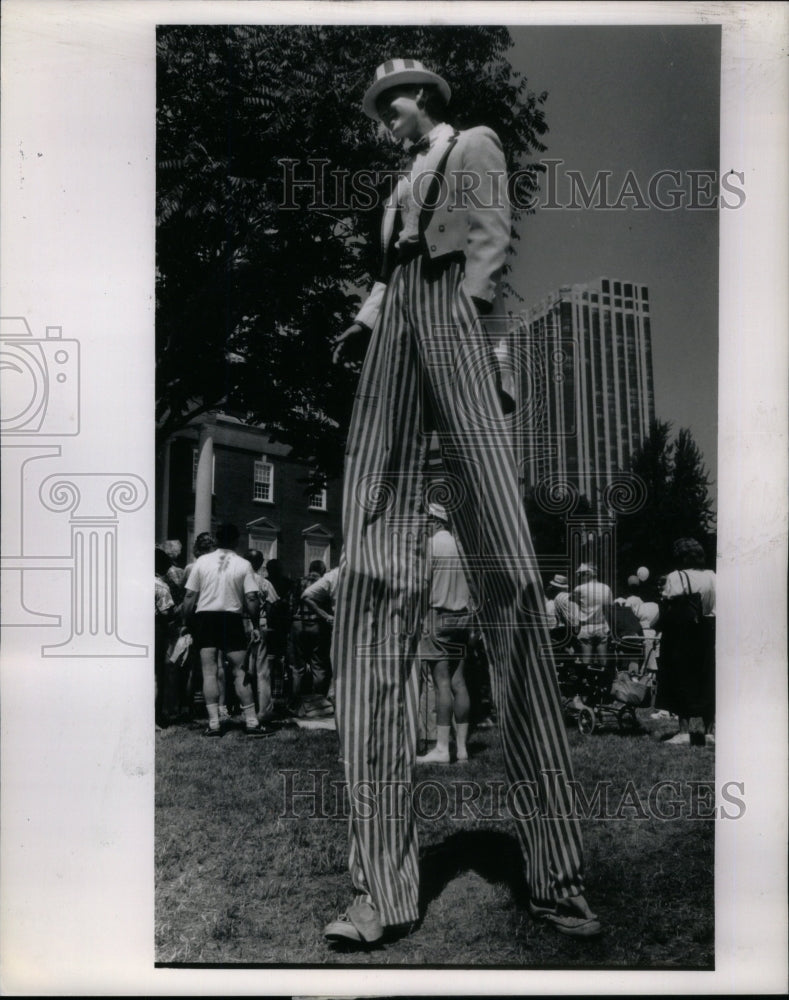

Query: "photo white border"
left=1, top=1, right=787, bottom=994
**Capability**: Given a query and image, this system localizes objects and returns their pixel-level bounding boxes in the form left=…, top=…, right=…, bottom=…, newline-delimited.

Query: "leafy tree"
left=525, top=487, right=593, bottom=560
left=669, top=427, right=716, bottom=542
left=156, top=25, right=549, bottom=479
left=616, top=420, right=716, bottom=581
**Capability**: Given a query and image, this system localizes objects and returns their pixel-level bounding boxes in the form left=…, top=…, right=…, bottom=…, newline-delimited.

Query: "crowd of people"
left=155, top=526, right=341, bottom=735
left=542, top=540, right=716, bottom=746
left=154, top=518, right=496, bottom=738
left=155, top=522, right=715, bottom=750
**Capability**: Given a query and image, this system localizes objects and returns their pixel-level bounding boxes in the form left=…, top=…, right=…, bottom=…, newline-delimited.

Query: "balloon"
left=637, top=566, right=650, bottom=582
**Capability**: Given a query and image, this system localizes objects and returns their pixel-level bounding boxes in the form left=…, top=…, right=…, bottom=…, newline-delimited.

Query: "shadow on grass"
left=418, top=829, right=529, bottom=917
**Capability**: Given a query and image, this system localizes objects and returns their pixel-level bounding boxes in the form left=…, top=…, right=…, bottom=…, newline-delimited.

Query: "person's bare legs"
left=227, top=648, right=262, bottom=731
left=450, top=661, right=470, bottom=761
left=200, top=647, right=222, bottom=731
left=417, top=660, right=452, bottom=763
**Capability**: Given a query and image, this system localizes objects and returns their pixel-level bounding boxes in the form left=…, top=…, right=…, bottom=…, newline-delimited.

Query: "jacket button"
left=438, top=224, right=445, bottom=232
left=430, top=245, right=437, bottom=251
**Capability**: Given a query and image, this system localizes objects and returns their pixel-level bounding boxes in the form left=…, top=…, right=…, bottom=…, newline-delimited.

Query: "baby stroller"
left=554, top=630, right=649, bottom=735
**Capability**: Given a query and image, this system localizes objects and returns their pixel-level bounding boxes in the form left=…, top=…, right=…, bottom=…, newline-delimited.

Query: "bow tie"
left=409, top=135, right=431, bottom=156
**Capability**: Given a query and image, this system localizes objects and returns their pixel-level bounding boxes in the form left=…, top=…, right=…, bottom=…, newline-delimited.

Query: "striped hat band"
left=362, top=58, right=451, bottom=121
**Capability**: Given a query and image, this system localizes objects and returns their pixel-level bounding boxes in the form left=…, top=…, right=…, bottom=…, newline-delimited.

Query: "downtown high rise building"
left=518, top=277, right=656, bottom=505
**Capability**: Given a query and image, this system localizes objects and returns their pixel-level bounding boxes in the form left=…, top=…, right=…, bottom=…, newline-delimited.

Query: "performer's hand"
left=332, top=323, right=365, bottom=364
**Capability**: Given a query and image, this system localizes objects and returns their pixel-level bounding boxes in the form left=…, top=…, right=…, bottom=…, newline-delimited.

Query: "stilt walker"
left=325, top=58, right=601, bottom=944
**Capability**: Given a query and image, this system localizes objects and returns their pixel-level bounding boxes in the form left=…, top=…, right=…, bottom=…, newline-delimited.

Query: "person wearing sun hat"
left=326, top=57, right=600, bottom=947
left=545, top=572, right=580, bottom=636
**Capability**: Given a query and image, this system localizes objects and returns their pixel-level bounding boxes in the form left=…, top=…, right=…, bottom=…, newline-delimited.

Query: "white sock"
left=218, top=704, right=230, bottom=720
left=455, top=722, right=469, bottom=755
left=436, top=725, right=451, bottom=752
left=207, top=703, right=220, bottom=728
left=242, top=703, right=258, bottom=727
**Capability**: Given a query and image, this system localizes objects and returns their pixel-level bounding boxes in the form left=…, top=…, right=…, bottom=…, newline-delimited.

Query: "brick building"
left=156, top=413, right=342, bottom=576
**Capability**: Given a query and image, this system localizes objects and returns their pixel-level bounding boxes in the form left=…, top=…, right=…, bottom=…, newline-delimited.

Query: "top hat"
left=363, top=58, right=451, bottom=121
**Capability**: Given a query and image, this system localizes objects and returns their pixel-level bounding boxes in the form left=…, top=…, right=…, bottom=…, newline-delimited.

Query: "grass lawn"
left=155, top=712, right=714, bottom=968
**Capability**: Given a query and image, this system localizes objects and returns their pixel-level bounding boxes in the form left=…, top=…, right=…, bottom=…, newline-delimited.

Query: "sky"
left=503, top=25, right=720, bottom=498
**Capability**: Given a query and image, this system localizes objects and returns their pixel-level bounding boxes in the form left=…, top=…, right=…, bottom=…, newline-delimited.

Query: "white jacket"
left=356, top=125, right=511, bottom=330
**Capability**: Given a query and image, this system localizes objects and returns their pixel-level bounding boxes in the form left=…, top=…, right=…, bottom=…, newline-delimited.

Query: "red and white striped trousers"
left=332, top=255, right=585, bottom=927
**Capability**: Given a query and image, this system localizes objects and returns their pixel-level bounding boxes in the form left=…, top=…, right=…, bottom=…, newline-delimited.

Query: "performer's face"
left=375, top=85, right=424, bottom=142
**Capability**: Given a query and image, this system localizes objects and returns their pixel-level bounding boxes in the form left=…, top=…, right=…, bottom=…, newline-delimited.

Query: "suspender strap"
left=378, top=129, right=460, bottom=283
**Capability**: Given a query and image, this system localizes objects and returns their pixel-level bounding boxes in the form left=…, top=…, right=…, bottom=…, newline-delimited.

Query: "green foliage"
left=156, top=25, right=549, bottom=478
left=525, top=487, right=594, bottom=559
left=617, top=420, right=716, bottom=580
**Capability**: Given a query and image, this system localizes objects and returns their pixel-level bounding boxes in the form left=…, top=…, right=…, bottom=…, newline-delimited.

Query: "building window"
left=191, top=447, right=215, bottom=493
left=253, top=458, right=274, bottom=502
left=308, top=488, right=327, bottom=511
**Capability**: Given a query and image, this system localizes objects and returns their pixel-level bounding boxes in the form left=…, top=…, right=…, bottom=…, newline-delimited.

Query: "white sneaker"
left=665, top=732, right=690, bottom=745
left=456, top=749, right=469, bottom=763
left=416, top=746, right=450, bottom=764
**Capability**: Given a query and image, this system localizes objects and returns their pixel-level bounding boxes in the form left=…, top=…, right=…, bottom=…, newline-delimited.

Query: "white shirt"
left=572, top=580, right=613, bottom=636
left=429, top=528, right=470, bottom=611
left=395, top=122, right=456, bottom=248
left=301, top=566, right=340, bottom=613
left=553, top=590, right=579, bottom=630
left=662, top=569, right=716, bottom=616
left=185, top=548, right=258, bottom=614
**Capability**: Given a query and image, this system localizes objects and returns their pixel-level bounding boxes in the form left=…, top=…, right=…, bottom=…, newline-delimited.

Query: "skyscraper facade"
left=519, top=277, right=656, bottom=503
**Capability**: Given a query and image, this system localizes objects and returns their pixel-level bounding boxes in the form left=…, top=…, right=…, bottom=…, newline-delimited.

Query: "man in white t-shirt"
left=183, top=523, right=271, bottom=737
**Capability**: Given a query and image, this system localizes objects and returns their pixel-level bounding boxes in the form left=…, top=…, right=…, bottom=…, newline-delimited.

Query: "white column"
left=193, top=422, right=214, bottom=537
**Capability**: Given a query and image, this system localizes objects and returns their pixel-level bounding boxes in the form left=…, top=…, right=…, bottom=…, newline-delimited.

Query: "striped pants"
left=333, top=256, right=584, bottom=927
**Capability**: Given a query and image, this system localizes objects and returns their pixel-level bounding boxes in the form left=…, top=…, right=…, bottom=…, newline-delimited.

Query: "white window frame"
left=253, top=457, right=274, bottom=503
left=308, top=488, right=327, bottom=511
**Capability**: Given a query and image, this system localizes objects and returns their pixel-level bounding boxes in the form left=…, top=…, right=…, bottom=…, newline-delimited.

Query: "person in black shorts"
left=183, top=523, right=273, bottom=737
